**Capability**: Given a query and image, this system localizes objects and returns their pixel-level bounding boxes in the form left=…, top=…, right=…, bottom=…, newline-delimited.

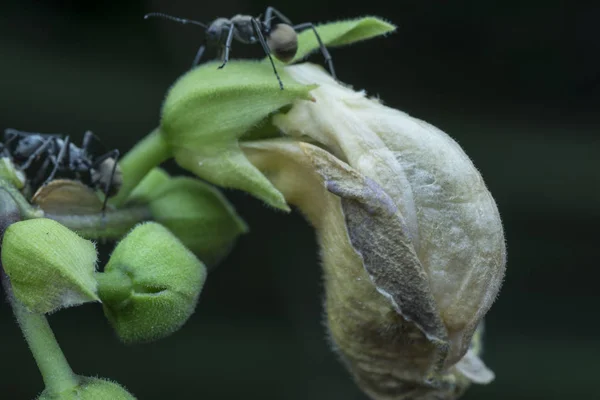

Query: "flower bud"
left=241, top=63, right=505, bottom=399
left=126, top=169, right=248, bottom=266
left=97, top=222, right=206, bottom=343
left=37, top=376, right=136, bottom=400
left=2, top=218, right=99, bottom=314
left=147, top=177, right=248, bottom=266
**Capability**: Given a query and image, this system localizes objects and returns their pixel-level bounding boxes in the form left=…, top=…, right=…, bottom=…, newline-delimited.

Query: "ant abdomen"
left=267, top=24, right=298, bottom=63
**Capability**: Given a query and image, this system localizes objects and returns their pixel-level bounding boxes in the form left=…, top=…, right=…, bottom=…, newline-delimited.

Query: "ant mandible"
left=145, top=6, right=336, bottom=90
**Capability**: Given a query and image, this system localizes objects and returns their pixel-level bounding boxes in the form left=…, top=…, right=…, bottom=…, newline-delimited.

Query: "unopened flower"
left=2, top=218, right=99, bottom=314
left=241, top=63, right=506, bottom=399
left=37, top=376, right=136, bottom=400
left=97, top=222, right=206, bottom=343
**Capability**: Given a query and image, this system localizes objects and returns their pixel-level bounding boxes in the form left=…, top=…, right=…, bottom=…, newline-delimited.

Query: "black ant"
left=2, top=129, right=122, bottom=212
left=144, top=6, right=336, bottom=90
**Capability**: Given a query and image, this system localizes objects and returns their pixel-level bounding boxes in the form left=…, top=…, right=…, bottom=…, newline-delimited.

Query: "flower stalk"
left=2, top=276, right=78, bottom=396
left=111, top=128, right=171, bottom=207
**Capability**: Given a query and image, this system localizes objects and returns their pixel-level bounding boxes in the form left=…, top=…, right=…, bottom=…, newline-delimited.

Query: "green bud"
left=124, top=168, right=247, bottom=266
left=97, top=222, right=206, bottom=343
left=37, top=376, right=136, bottom=400
left=146, top=177, right=248, bottom=266
left=2, top=218, right=99, bottom=314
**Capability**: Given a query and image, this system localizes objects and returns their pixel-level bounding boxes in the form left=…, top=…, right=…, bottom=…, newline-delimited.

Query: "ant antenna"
left=144, top=13, right=207, bottom=29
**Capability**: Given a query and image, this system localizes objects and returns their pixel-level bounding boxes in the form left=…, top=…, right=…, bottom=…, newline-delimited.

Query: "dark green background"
left=1, top=1, right=598, bottom=399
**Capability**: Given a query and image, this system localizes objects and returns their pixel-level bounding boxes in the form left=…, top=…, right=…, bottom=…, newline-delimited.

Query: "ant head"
left=267, top=24, right=298, bottom=63
left=206, top=18, right=229, bottom=44
left=4, top=128, right=17, bottom=142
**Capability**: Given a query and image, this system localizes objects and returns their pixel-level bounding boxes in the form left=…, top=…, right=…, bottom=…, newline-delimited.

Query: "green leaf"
left=292, top=17, right=397, bottom=64
left=161, top=60, right=316, bottom=211
left=2, top=219, right=99, bottom=314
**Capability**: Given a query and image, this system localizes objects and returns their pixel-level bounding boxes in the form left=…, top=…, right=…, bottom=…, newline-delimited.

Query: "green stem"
left=96, top=269, right=133, bottom=306
left=47, top=205, right=152, bottom=240
left=112, top=127, right=171, bottom=207
left=4, top=280, right=78, bottom=395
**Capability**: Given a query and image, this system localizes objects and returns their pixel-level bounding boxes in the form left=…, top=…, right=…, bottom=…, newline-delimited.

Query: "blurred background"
left=1, top=0, right=598, bottom=399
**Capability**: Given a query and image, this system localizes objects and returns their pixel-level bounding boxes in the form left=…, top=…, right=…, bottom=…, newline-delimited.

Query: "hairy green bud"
left=97, top=222, right=206, bottom=343
left=37, top=376, right=136, bottom=400
left=2, top=218, right=99, bottom=314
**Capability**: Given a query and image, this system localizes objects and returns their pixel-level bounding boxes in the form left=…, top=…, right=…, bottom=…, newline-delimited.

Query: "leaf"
left=292, top=17, right=397, bottom=64
left=160, top=60, right=316, bottom=211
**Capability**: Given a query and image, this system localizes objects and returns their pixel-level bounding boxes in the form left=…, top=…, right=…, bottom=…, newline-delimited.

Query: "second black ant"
left=2, top=128, right=122, bottom=213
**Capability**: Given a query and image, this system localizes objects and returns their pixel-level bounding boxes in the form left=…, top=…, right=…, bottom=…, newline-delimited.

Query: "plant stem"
left=47, top=205, right=152, bottom=240
left=2, top=276, right=78, bottom=395
left=112, top=127, right=171, bottom=207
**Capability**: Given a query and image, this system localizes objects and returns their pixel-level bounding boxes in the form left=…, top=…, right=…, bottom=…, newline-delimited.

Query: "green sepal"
left=98, top=222, right=206, bottom=343
left=124, top=169, right=247, bottom=266
left=125, top=167, right=171, bottom=204
left=37, top=376, right=136, bottom=400
left=291, top=16, right=397, bottom=64
left=2, top=218, right=99, bottom=314
left=147, top=177, right=248, bottom=266
left=161, top=60, right=316, bottom=211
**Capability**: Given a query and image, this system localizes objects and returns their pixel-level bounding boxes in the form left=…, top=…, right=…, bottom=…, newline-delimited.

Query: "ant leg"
left=81, top=130, right=98, bottom=153
left=92, top=149, right=120, bottom=213
left=33, top=156, right=52, bottom=190
left=192, top=44, right=206, bottom=67
left=19, top=137, right=53, bottom=170
left=251, top=18, right=284, bottom=90
left=218, top=24, right=235, bottom=69
left=44, top=136, right=69, bottom=185
left=264, top=6, right=293, bottom=30
left=103, top=150, right=119, bottom=214
left=293, top=22, right=336, bottom=79
left=3, top=128, right=25, bottom=146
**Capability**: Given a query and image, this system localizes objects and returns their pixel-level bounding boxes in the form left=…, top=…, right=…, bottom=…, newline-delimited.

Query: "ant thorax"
left=230, top=15, right=257, bottom=44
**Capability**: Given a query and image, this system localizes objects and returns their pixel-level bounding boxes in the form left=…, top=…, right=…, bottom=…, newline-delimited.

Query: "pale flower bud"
left=243, top=63, right=506, bottom=399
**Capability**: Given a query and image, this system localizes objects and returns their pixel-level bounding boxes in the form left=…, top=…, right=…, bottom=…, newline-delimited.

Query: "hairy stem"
left=112, top=127, right=171, bottom=206
left=2, top=276, right=78, bottom=395
left=47, top=205, right=152, bottom=240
